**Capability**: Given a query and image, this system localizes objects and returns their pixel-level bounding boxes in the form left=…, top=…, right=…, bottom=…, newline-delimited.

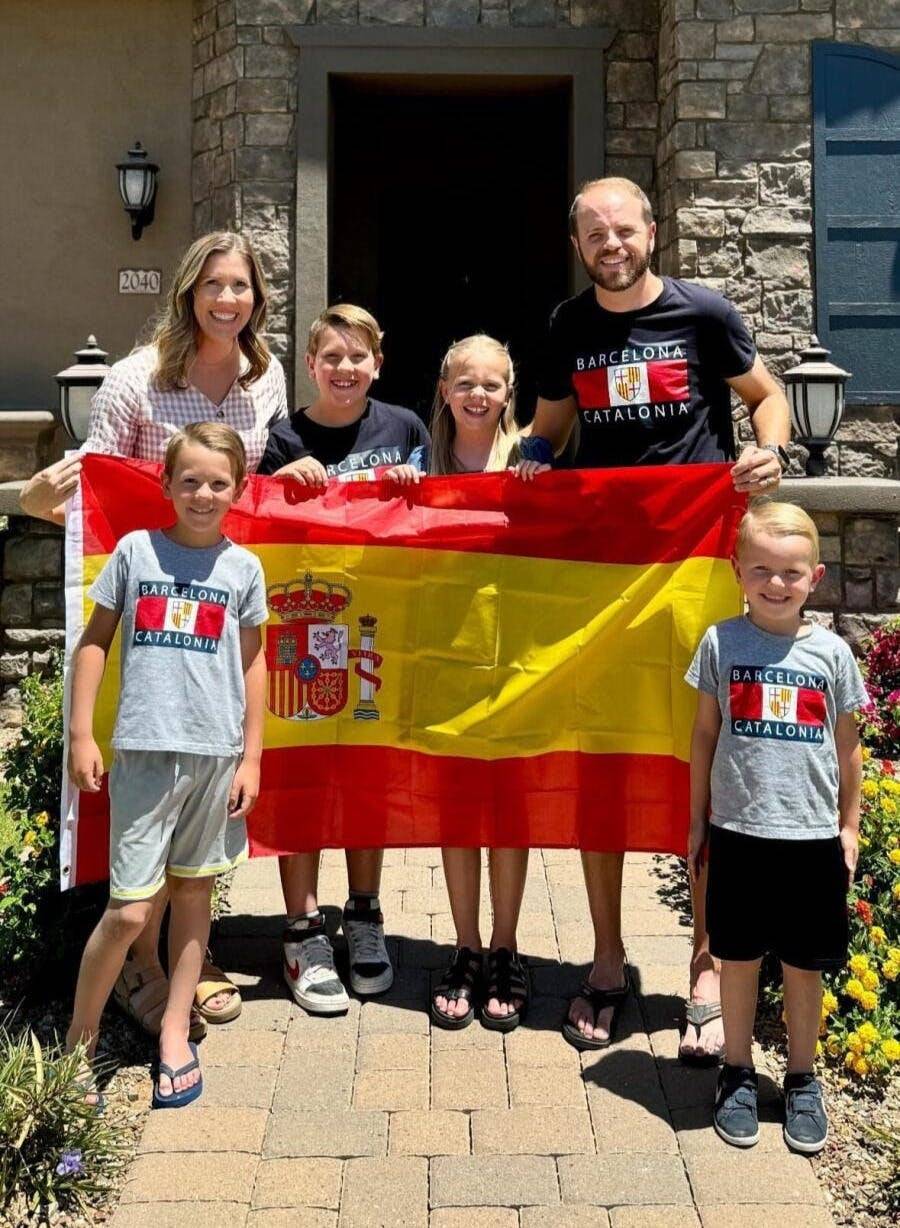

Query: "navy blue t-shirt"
left=257, top=397, right=429, bottom=481
left=538, top=277, right=756, bottom=468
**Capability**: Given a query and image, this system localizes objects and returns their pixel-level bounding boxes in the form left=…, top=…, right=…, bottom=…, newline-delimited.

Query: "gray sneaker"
left=783, top=1072, right=828, bottom=1154
left=713, top=1064, right=759, bottom=1148
left=342, top=896, right=394, bottom=996
left=283, top=917, right=350, bottom=1015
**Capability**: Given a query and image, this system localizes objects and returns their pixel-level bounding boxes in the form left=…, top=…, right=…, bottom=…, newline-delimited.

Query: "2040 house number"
left=119, top=269, right=161, bottom=294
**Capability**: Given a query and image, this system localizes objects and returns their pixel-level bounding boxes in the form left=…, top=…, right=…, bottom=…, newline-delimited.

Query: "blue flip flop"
left=152, top=1041, right=203, bottom=1109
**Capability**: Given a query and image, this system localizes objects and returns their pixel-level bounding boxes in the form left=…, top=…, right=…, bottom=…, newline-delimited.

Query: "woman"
left=22, top=230, right=288, bottom=1035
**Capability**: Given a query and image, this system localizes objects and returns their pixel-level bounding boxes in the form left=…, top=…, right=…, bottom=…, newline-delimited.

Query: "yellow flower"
left=885, top=799, right=898, bottom=816
left=860, top=990, right=878, bottom=1011
left=858, top=1022, right=880, bottom=1044
left=826, top=1035, right=842, bottom=1057
left=890, top=948, right=900, bottom=962
left=853, top=1056, right=870, bottom=1077
left=862, top=969, right=881, bottom=991
left=859, top=835, right=870, bottom=849
left=845, top=978, right=865, bottom=1000
left=881, top=1038, right=900, bottom=1062
left=889, top=834, right=899, bottom=848
left=862, top=746, right=872, bottom=762
left=844, top=1050, right=857, bottom=1068
left=22, top=830, right=36, bottom=847
left=885, top=778, right=900, bottom=795
left=822, top=990, right=838, bottom=1015
left=890, top=848, right=900, bottom=865
left=849, top=954, right=870, bottom=975
left=847, top=1031, right=864, bottom=1054
left=33, top=811, right=49, bottom=829
left=883, top=960, right=899, bottom=982
left=893, top=882, right=900, bottom=903
left=871, top=926, right=887, bottom=945
left=862, top=779, right=879, bottom=797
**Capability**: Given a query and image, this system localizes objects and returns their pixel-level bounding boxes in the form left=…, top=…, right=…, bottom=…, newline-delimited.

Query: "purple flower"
left=55, top=1149, right=83, bottom=1177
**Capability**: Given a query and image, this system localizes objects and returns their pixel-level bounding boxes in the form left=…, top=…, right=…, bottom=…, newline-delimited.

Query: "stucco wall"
left=1, top=0, right=193, bottom=411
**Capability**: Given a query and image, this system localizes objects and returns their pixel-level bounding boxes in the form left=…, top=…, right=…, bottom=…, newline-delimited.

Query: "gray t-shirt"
left=686, top=616, right=868, bottom=840
left=89, top=529, right=268, bottom=756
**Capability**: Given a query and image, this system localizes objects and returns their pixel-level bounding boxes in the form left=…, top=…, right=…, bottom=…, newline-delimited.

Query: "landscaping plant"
left=859, top=617, right=900, bottom=759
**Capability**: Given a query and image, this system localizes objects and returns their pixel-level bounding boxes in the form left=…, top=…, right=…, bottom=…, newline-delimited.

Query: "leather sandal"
left=562, top=967, right=631, bottom=1051
left=481, top=948, right=529, bottom=1033
left=679, top=1000, right=725, bottom=1067
left=194, top=950, right=242, bottom=1024
left=431, top=947, right=483, bottom=1030
left=113, top=954, right=207, bottom=1042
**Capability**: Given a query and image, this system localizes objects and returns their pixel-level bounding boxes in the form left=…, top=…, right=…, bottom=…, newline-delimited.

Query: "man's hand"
left=228, top=758, right=260, bottom=820
left=20, top=455, right=83, bottom=519
left=68, top=735, right=104, bottom=792
left=383, top=464, right=422, bottom=486
left=840, top=826, right=859, bottom=888
left=275, top=456, right=329, bottom=487
left=730, top=443, right=782, bottom=494
left=511, top=460, right=552, bottom=481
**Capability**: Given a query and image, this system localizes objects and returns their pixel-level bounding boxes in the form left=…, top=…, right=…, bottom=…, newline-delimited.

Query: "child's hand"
left=383, top=465, right=422, bottom=486
left=840, top=827, right=859, bottom=887
left=228, top=758, right=260, bottom=820
left=68, top=736, right=104, bottom=792
left=510, top=461, right=551, bottom=482
left=276, top=456, right=329, bottom=487
left=687, top=815, right=709, bottom=883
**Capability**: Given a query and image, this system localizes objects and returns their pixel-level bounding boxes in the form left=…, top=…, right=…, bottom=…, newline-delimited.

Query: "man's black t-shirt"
left=257, top=398, right=430, bottom=481
left=538, top=277, right=756, bottom=468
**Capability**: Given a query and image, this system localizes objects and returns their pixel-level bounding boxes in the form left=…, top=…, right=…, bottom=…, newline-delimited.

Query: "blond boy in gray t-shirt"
left=65, top=423, right=267, bottom=1111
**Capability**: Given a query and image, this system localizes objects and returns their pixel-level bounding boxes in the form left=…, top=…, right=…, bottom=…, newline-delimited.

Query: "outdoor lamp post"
left=116, top=141, right=159, bottom=240
left=783, top=335, right=851, bottom=477
left=56, top=336, right=110, bottom=444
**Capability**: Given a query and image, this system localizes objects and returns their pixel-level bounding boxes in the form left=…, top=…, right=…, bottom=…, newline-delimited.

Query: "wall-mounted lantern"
left=116, top=141, right=159, bottom=240
left=783, top=336, right=851, bottom=477
left=56, top=336, right=110, bottom=444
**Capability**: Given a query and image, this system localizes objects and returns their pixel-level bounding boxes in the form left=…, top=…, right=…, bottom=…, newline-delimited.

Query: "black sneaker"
left=713, top=1064, right=759, bottom=1148
left=342, top=896, right=393, bottom=996
left=783, top=1072, right=828, bottom=1154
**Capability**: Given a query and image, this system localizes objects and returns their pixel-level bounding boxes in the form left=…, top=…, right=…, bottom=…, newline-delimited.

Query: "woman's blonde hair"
left=150, top=232, right=271, bottom=392
left=736, top=499, right=820, bottom=566
left=164, top=420, right=248, bottom=486
left=428, top=335, right=518, bottom=476
left=307, top=304, right=384, bottom=361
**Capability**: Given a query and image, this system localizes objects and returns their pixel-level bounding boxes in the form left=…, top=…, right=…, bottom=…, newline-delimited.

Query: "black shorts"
left=706, top=825, right=849, bottom=972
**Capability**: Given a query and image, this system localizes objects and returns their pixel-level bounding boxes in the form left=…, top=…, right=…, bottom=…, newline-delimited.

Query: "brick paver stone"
left=200, top=1028, right=285, bottom=1068
left=264, top=1111, right=387, bottom=1158
left=429, top=1210, right=519, bottom=1227
left=109, top=1205, right=250, bottom=1228
left=685, top=1150, right=827, bottom=1206
left=699, top=1208, right=837, bottom=1228
left=520, top=1210, right=611, bottom=1228
left=432, top=1049, right=508, bottom=1110
left=610, top=1209, right=702, bottom=1228
left=388, top=1110, right=471, bottom=1156
left=354, top=1068, right=429, bottom=1111
left=357, top=1032, right=428, bottom=1070
left=138, top=1106, right=268, bottom=1153
left=247, top=1212, right=337, bottom=1227
left=252, top=1158, right=342, bottom=1208
left=198, top=1063, right=279, bottom=1109
left=470, top=1106, right=594, bottom=1155
left=119, top=1153, right=258, bottom=1204
left=340, top=1156, right=428, bottom=1228
left=557, top=1154, right=693, bottom=1206
left=507, top=1062, right=585, bottom=1107
left=430, top=1156, right=560, bottom=1207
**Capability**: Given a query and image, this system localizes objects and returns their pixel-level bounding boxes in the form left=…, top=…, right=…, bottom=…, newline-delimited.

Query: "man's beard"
left=577, top=243, right=652, bottom=292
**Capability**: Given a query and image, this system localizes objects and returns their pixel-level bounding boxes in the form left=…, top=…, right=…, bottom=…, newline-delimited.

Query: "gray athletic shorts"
left=108, top=749, right=248, bottom=900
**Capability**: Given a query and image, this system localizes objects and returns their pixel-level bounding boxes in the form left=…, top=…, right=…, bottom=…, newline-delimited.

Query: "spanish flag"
left=61, top=455, right=744, bottom=889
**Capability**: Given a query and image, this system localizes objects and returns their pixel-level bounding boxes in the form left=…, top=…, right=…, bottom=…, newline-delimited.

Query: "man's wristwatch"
left=760, top=442, right=790, bottom=467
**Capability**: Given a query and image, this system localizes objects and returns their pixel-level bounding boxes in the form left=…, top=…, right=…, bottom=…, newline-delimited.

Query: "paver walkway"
left=109, top=850, right=836, bottom=1228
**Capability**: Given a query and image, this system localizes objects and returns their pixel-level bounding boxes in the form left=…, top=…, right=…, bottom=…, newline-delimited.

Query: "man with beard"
left=518, top=176, right=790, bottom=1061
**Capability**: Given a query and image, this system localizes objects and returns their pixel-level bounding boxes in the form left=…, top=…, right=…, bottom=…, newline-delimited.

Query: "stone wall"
left=655, top=0, right=900, bottom=478
left=190, top=0, right=662, bottom=400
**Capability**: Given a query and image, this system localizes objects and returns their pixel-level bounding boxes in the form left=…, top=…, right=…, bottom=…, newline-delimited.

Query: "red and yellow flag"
left=61, top=455, right=744, bottom=889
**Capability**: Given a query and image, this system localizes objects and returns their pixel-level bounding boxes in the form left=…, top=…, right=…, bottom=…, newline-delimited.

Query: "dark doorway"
left=330, top=75, right=571, bottom=422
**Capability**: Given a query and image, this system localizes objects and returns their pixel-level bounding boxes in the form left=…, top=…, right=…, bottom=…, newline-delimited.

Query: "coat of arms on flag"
left=265, top=571, right=383, bottom=722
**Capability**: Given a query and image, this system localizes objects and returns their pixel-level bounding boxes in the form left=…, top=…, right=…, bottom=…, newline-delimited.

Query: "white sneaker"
left=282, top=918, right=349, bottom=1015
left=342, top=896, right=394, bottom=996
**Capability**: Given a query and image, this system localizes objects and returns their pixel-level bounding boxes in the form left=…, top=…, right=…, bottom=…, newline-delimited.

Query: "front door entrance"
left=330, top=76, right=571, bottom=420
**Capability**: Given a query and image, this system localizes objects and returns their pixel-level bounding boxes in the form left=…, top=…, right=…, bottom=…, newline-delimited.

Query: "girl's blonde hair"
left=428, top=335, right=518, bottom=476
left=736, top=499, right=820, bottom=566
left=150, top=232, right=271, bottom=392
left=307, top=304, right=383, bottom=361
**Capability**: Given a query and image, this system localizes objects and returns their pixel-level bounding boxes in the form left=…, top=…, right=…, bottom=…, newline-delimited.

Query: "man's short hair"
left=307, top=304, right=384, bottom=361
left=736, top=500, right=820, bottom=567
left=164, top=421, right=247, bottom=486
left=568, top=177, right=654, bottom=235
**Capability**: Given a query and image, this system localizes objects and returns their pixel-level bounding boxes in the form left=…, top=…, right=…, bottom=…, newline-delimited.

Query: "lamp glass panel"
left=66, top=384, right=96, bottom=444
left=123, top=168, right=147, bottom=208
left=787, top=383, right=807, bottom=437
left=805, top=381, right=839, bottom=439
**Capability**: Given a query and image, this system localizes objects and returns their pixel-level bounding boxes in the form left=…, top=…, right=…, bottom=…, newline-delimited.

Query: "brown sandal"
left=194, top=950, right=242, bottom=1024
left=113, top=954, right=207, bottom=1042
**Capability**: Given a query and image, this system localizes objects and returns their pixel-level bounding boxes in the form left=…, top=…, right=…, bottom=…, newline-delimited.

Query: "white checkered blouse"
left=83, top=345, right=288, bottom=472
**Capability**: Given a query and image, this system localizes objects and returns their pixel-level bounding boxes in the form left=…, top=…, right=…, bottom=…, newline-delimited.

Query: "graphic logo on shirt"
left=330, top=447, right=405, bottom=481
left=572, top=341, right=690, bottom=426
left=265, top=572, right=383, bottom=721
left=729, top=665, right=827, bottom=743
left=133, top=581, right=228, bottom=654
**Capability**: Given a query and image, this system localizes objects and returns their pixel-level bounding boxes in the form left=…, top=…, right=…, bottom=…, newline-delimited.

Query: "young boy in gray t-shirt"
left=686, top=501, right=867, bottom=1156
left=65, top=423, right=267, bottom=1111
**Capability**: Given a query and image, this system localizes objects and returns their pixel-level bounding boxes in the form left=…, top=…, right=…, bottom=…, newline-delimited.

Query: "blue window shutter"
left=813, top=42, right=900, bottom=406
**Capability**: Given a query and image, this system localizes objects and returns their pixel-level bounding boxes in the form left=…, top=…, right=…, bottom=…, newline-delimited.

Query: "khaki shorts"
left=109, top=749, right=248, bottom=900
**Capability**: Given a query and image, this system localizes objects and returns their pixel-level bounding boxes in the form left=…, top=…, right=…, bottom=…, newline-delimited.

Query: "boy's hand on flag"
left=228, top=759, right=260, bottom=820
left=275, top=456, right=329, bottom=487
left=511, top=460, right=551, bottom=482
left=383, top=464, right=422, bottom=486
left=68, top=736, right=104, bottom=792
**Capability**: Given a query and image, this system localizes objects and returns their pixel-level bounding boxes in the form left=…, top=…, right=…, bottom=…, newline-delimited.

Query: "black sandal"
left=562, top=966, right=631, bottom=1051
left=431, top=947, right=483, bottom=1030
left=480, top=948, right=529, bottom=1033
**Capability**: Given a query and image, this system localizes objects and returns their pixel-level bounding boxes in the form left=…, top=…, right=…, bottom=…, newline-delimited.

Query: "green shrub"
left=0, top=1023, right=124, bottom=1213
